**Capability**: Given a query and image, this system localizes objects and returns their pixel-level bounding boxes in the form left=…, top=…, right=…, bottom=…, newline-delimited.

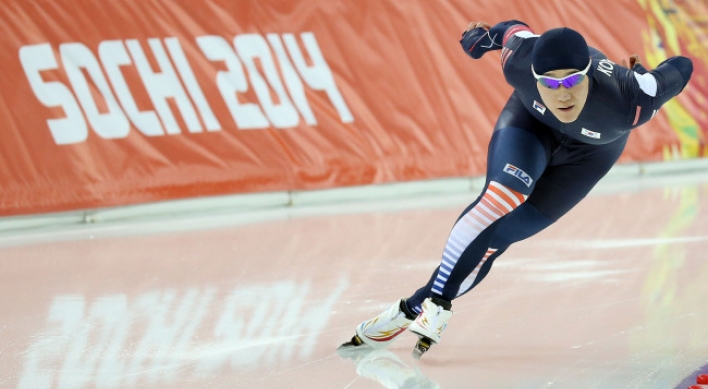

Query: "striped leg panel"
left=456, top=248, right=497, bottom=297
left=431, top=181, right=527, bottom=296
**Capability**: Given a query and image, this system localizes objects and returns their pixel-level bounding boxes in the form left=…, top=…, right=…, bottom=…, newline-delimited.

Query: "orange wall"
left=0, top=0, right=705, bottom=216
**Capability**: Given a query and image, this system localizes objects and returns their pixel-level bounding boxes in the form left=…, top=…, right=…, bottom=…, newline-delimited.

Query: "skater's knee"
left=480, top=181, right=528, bottom=217
left=490, top=203, right=554, bottom=247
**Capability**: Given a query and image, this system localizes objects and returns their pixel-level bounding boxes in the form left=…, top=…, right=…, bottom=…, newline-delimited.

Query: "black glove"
left=460, top=20, right=529, bottom=59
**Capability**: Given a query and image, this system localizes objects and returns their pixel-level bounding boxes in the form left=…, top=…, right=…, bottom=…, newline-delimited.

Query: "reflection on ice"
left=18, top=278, right=348, bottom=388
left=338, top=347, right=439, bottom=389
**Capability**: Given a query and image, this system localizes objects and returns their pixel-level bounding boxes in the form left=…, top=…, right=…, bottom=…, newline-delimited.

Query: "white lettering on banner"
left=235, top=34, right=300, bottom=128
left=19, top=44, right=88, bottom=145
left=283, top=33, right=354, bottom=123
left=19, top=32, right=353, bottom=145
left=16, top=278, right=348, bottom=387
left=164, top=37, right=221, bottom=132
left=99, top=40, right=165, bottom=137
left=266, top=34, right=317, bottom=125
left=60, top=43, right=131, bottom=139
left=195, top=35, right=271, bottom=130
left=126, top=38, right=204, bottom=135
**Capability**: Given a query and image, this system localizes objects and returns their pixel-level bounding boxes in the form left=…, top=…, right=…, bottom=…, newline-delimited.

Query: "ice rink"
left=2, top=165, right=708, bottom=389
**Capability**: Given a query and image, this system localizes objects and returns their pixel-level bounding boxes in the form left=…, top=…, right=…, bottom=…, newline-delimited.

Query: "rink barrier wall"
left=1, top=158, right=707, bottom=234
left=1, top=0, right=706, bottom=217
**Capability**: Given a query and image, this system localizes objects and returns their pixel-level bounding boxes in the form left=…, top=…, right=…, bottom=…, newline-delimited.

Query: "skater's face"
left=534, top=62, right=590, bottom=123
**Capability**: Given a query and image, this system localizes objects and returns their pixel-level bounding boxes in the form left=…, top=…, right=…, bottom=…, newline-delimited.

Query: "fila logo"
left=533, top=100, right=546, bottom=114
left=504, top=163, right=533, bottom=187
left=581, top=128, right=601, bottom=139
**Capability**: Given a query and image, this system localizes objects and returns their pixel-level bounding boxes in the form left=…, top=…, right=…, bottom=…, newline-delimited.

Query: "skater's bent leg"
left=448, top=133, right=630, bottom=299
left=409, top=202, right=554, bottom=305
left=405, top=185, right=531, bottom=312
left=406, top=225, right=499, bottom=311
left=488, top=202, right=555, bottom=250
left=405, top=126, right=551, bottom=313
left=454, top=202, right=554, bottom=297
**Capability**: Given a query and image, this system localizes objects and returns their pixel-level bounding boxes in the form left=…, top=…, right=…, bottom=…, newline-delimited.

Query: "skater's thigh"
left=487, top=95, right=554, bottom=195
left=527, top=134, right=630, bottom=221
left=489, top=202, right=554, bottom=248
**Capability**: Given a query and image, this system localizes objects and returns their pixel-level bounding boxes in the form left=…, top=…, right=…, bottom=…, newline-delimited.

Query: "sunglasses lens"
left=538, top=73, right=586, bottom=89
left=561, top=74, right=585, bottom=88
left=538, top=78, right=562, bottom=89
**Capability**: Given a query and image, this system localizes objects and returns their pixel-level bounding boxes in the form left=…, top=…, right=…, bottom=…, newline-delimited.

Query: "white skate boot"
left=338, top=299, right=415, bottom=351
left=408, top=297, right=453, bottom=359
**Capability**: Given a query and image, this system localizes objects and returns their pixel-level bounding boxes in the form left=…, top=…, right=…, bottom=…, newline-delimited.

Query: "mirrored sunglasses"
left=532, top=60, right=592, bottom=89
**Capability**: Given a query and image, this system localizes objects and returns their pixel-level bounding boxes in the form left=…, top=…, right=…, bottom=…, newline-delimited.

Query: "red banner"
left=0, top=0, right=705, bottom=216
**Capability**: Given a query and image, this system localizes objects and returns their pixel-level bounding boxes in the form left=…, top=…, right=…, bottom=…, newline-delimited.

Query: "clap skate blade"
left=338, top=334, right=367, bottom=350
left=337, top=334, right=374, bottom=360
left=412, top=336, right=432, bottom=359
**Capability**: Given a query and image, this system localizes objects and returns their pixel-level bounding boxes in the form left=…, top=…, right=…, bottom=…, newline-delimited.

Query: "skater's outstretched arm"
left=459, top=19, right=532, bottom=59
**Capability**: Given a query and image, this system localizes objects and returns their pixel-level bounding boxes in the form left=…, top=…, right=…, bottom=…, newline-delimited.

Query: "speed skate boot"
left=338, top=299, right=416, bottom=353
left=408, top=297, right=452, bottom=359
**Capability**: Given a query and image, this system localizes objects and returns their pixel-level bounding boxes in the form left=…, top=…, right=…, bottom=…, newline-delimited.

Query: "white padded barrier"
left=0, top=159, right=706, bottom=234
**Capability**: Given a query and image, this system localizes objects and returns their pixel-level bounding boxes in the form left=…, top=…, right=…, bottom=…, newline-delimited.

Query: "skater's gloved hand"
left=460, top=20, right=529, bottom=59
left=460, top=22, right=495, bottom=59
